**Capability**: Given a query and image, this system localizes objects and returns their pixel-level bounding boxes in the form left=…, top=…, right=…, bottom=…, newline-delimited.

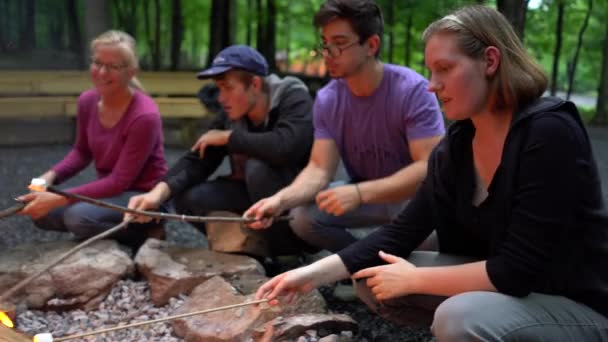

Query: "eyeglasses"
left=316, top=40, right=359, bottom=58
left=90, top=59, right=128, bottom=72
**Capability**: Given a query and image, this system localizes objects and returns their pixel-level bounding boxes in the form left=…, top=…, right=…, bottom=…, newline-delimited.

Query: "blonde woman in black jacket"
left=254, top=5, right=608, bottom=341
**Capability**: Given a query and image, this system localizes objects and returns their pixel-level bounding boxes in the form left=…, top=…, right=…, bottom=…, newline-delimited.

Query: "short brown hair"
left=213, top=69, right=269, bottom=94
left=314, top=0, right=384, bottom=57
left=422, top=5, right=547, bottom=110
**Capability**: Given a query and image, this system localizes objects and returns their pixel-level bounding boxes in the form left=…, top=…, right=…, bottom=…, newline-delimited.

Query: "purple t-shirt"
left=314, top=64, right=444, bottom=181
left=52, top=89, right=167, bottom=198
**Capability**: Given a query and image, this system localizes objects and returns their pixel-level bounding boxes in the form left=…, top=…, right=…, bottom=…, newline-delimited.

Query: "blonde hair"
left=422, top=6, right=547, bottom=110
left=90, top=30, right=145, bottom=91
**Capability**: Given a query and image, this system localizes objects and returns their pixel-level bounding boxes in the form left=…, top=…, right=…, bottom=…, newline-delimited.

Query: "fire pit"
left=0, top=317, right=31, bottom=342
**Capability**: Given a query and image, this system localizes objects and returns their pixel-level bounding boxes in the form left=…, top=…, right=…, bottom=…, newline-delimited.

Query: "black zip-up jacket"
left=163, top=75, right=314, bottom=196
left=339, top=97, right=608, bottom=317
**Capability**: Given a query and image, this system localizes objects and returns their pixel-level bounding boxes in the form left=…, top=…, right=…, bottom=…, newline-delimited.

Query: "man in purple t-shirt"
left=245, top=0, right=444, bottom=252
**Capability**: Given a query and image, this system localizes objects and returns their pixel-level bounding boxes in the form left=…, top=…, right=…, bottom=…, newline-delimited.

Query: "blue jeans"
left=290, top=181, right=407, bottom=252
left=354, top=251, right=608, bottom=341
left=34, top=191, right=163, bottom=245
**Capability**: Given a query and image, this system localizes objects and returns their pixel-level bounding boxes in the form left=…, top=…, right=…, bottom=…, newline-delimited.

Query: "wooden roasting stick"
left=33, top=299, right=269, bottom=342
left=0, top=201, right=25, bottom=219
left=26, top=178, right=289, bottom=224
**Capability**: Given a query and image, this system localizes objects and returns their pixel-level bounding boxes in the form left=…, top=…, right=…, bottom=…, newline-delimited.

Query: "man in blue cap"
left=128, top=45, right=314, bottom=256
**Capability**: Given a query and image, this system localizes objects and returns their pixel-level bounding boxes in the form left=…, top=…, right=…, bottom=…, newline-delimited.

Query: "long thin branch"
left=0, top=202, right=25, bottom=219
left=46, top=186, right=289, bottom=223
left=52, top=299, right=269, bottom=341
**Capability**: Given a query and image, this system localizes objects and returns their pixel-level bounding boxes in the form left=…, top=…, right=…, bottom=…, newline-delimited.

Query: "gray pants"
left=173, top=158, right=297, bottom=230
left=355, top=251, right=608, bottom=341
left=34, top=190, right=162, bottom=245
left=172, top=158, right=307, bottom=255
left=290, top=181, right=406, bottom=252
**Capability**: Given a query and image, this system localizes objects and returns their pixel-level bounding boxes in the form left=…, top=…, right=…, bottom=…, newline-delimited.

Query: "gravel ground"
left=1, top=126, right=607, bottom=341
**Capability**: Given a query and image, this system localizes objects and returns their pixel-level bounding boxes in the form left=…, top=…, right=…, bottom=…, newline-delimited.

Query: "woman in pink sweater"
left=18, top=30, right=167, bottom=248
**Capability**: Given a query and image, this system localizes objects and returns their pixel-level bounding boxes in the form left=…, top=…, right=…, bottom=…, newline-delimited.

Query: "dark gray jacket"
left=164, top=74, right=313, bottom=195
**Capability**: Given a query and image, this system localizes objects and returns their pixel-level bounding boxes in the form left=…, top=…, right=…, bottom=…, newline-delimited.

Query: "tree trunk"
left=497, top=0, right=529, bottom=41
left=256, top=0, right=264, bottom=52
left=84, top=0, right=110, bottom=64
left=594, top=13, right=608, bottom=124
left=404, top=11, right=412, bottom=66
left=264, top=0, right=276, bottom=71
left=66, top=0, right=83, bottom=67
left=284, top=0, right=291, bottom=71
left=0, top=1, right=6, bottom=51
left=550, top=1, right=565, bottom=96
left=113, top=0, right=138, bottom=38
left=566, top=0, right=593, bottom=99
left=207, top=0, right=235, bottom=67
left=153, top=0, right=161, bottom=70
left=246, top=0, right=253, bottom=46
left=49, top=6, right=63, bottom=50
left=170, top=0, right=183, bottom=70
left=21, top=0, right=35, bottom=50
left=386, top=0, right=394, bottom=63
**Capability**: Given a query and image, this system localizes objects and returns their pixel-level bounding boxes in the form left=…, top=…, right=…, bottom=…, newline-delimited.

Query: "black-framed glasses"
left=90, top=59, right=128, bottom=72
left=316, top=41, right=359, bottom=58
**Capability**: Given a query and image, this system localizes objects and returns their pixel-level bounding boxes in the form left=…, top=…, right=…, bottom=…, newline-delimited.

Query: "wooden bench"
left=0, top=71, right=214, bottom=146
left=0, top=71, right=211, bottom=118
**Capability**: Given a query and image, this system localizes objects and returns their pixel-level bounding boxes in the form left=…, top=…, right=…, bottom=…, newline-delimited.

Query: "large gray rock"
left=171, top=276, right=328, bottom=342
left=135, top=239, right=265, bottom=306
left=0, top=240, right=133, bottom=311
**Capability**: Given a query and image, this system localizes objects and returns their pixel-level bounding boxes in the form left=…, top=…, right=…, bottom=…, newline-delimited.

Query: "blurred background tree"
left=0, top=0, right=604, bottom=122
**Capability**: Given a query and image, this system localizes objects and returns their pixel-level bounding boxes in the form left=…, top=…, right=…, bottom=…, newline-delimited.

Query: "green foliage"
left=0, top=0, right=603, bottom=100
left=526, top=0, right=604, bottom=94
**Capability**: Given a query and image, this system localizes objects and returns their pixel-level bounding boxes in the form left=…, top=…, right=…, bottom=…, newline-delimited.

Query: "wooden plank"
left=0, top=97, right=72, bottom=118
left=0, top=71, right=210, bottom=97
left=1, top=96, right=208, bottom=119
left=155, top=97, right=210, bottom=118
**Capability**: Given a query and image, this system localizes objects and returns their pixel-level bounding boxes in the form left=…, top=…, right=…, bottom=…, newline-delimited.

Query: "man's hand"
left=17, top=192, right=68, bottom=220
left=191, top=130, right=232, bottom=158
left=243, top=195, right=283, bottom=230
left=352, top=251, right=418, bottom=301
left=315, top=184, right=361, bottom=216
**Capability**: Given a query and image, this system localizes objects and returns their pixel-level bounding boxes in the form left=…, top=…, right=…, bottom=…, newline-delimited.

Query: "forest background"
left=0, top=0, right=606, bottom=124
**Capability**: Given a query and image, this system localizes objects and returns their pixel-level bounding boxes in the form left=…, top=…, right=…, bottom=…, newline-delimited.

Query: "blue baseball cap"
left=197, top=45, right=269, bottom=79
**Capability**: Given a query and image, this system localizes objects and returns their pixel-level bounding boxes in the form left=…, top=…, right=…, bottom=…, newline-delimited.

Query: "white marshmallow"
left=33, top=333, right=54, bottom=342
left=30, top=178, right=47, bottom=187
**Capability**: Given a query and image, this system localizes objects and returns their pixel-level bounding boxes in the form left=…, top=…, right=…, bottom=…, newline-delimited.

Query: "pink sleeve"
left=51, top=94, right=93, bottom=183
left=65, top=113, right=161, bottom=198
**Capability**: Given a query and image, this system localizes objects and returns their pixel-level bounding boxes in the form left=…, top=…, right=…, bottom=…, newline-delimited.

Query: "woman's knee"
left=62, top=204, right=98, bottom=237
left=432, top=292, right=494, bottom=341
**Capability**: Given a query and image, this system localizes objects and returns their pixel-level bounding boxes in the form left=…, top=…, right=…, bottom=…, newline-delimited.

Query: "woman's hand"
left=38, top=170, right=57, bottom=186
left=17, top=192, right=67, bottom=220
left=352, top=251, right=418, bottom=301
left=255, top=266, right=318, bottom=306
